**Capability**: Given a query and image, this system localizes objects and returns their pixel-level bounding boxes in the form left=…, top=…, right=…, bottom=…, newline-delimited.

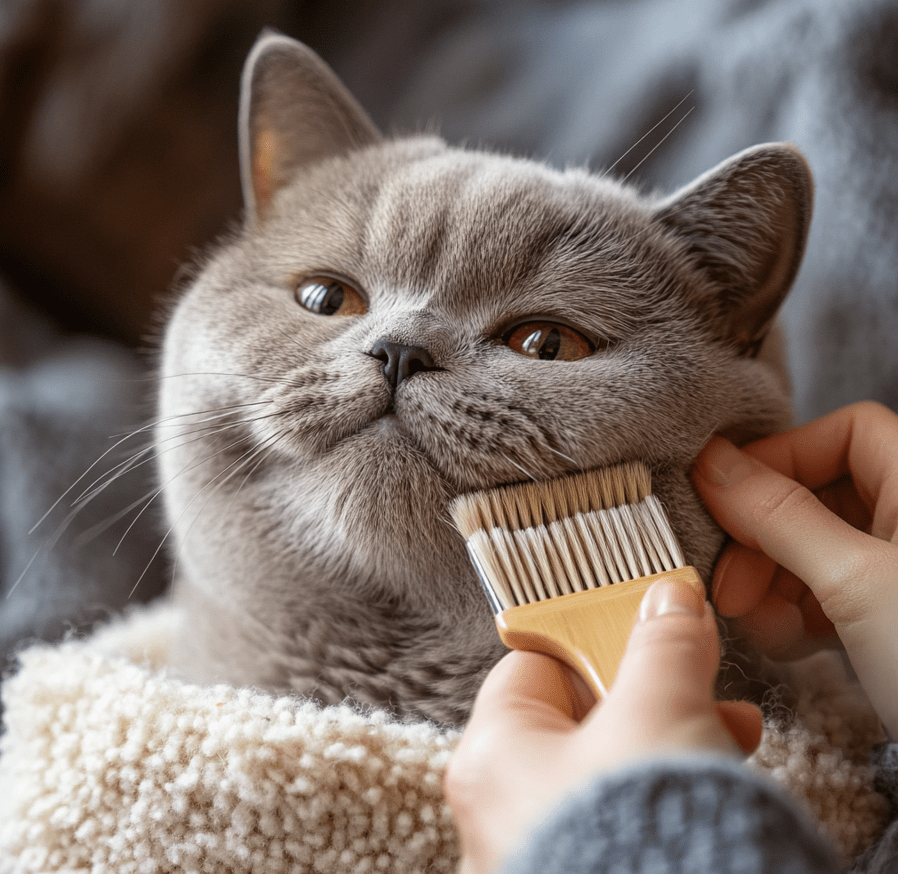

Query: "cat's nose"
left=368, top=339, right=438, bottom=391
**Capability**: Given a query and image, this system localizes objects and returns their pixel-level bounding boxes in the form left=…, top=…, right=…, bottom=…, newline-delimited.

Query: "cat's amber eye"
left=295, top=277, right=367, bottom=316
left=503, top=321, right=594, bottom=361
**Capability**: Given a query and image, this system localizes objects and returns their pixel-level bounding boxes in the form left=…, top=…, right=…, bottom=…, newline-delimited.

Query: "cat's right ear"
left=652, top=144, right=813, bottom=354
left=239, top=32, right=382, bottom=222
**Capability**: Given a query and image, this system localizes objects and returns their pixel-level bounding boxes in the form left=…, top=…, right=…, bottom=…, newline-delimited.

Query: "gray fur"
left=158, top=34, right=813, bottom=725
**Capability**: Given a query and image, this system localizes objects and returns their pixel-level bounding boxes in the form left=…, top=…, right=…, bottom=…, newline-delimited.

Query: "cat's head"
left=158, top=34, right=813, bottom=724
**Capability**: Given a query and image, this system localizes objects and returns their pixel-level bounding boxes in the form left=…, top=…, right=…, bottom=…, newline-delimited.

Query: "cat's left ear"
left=239, top=32, right=382, bottom=222
left=653, top=144, right=813, bottom=353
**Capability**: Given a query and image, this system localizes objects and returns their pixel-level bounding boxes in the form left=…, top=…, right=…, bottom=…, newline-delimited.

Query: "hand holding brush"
left=446, top=575, right=764, bottom=874
left=446, top=401, right=898, bottom=874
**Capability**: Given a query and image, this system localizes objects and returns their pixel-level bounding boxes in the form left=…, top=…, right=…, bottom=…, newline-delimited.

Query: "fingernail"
left=639, top=578, right=707, bottom=622
left=710, top=548, right=732, bottom=606
left=694, top=437, right=759, bottom=487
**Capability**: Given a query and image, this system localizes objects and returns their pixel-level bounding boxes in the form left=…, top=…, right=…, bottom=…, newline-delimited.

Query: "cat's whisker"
left=109, top=400, right=268, bottom=439
left=157, top=371, right=307, bottom=390
left=69, top=412, right=242, bottom=507
left=8, top=460, right=160, bottom=599
left=127, top=429, right=289, bottom=599
left=25, top=402, right=249, bottom=535
left=6, top=548, right=43, bottom=600
left=71, top=484, right=164, bottom=549
left=600, top=90, right=694, bottom=181
left=8, top=445, right=183, bottom=601
left=623, top=105, right=695, bottom=183
left=148, top=404, right=268, bottom=432
left=13, top=423, right=167, bottom=594
left=499, top=453, right=539, bottom=483
left=232, top=430, right=287, bottom=494
left=81, top=414, right=266, bottom=524
left=72, top=444, right=156, bottom=507
left=164, top=430, right=289, bottom=590
left=112, top=430, right=263, bottom=558
left=547, top=446, right=579, bottom=467
left=27, top=420, right=163, bottom=536
left=73, top=422, right=239, bottom=509
left=75, top=407, right=282, bottom=509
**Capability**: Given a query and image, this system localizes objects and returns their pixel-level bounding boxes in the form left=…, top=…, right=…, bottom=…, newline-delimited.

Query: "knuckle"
left=816, top=539, right=892, bottom=616
left=443, top=723, right=508, bottom=817
left=443, top=750, right=479, bottom=815
left=754, top=479, right=819, bottom=527
left=849, top=399, right=891, bottom=421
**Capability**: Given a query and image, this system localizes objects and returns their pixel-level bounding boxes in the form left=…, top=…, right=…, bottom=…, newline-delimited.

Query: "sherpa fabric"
left=0, top=602, right=459, bottom=874
left=0, top=603, right=889, bottom=873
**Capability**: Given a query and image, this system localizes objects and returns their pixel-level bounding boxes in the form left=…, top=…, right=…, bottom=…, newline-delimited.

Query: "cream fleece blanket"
left=0, top=602, right=889, bottom=873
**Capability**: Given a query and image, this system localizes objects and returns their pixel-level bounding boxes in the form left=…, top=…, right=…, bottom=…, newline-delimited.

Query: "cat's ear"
left=239, top=32, right=382, bottom=221
left=653, top=144, right=813, bottom=353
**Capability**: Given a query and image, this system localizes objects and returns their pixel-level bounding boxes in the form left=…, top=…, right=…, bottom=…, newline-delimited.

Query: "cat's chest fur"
left=159, top=35, right=812, bottom=725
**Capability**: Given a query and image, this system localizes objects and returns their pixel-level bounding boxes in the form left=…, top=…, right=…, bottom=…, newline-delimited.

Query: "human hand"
left=445, top=577, right=762, bottom=874
left=691, top=401, right=898, bottom=737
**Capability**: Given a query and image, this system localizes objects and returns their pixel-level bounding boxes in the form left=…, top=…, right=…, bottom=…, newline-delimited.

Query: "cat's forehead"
left=265, top=138, right=663, bottom=331
left=362, top=143, right=650, bottom=279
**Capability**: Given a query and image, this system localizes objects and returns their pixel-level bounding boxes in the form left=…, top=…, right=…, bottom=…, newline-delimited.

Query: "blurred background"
left=1, top=0, right=896, bottom=668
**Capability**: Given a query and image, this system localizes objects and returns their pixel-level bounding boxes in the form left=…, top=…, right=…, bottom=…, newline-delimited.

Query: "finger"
left=446, top=649, right=585, bottom=861
left=715, top=700, right=763, bottom=754
left=692, top=436, right=875, bottom=618
left=741, top=401, right=898, bottom=543
left=816, top=476, right=872, bottom=533
left=714, top=535, right=840, bottom=644
left=606, top=578, right=719, bottom=723
left=735, top=590, right=807, bottom=659
left=464, top=650, right=585, bottom=743
left=797, top=584, right=837, bottom=640
left=711, top=540, right=777, bottom=617
left=734, top=572, right=840, bottom=657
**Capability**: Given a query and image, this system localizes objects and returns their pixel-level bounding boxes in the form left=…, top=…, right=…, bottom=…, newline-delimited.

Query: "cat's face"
left=157, top=35, right=812, bottom=725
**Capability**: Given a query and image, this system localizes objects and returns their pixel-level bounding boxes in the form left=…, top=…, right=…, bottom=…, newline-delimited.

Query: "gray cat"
left=158, top=33, right=812, bottom=725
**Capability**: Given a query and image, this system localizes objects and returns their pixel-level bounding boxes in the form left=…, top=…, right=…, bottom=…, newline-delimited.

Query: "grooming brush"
left=450, top=462, right=703, bottom=699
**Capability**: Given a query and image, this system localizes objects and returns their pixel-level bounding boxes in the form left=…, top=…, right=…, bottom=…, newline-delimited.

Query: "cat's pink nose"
left=368, top=339, right=439, bottom=391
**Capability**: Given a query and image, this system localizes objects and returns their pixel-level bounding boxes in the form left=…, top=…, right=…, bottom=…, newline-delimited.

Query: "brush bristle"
left=450, top=462, right=686, bottom=611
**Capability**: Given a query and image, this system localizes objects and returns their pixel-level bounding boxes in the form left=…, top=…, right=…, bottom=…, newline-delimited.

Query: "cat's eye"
left=503, top=321, right=594, bottom=361
left=295, top=277, right=367, bottom=316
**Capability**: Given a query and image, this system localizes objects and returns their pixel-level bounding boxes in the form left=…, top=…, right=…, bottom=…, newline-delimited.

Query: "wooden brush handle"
left=496, top=567, right=705, bottom=699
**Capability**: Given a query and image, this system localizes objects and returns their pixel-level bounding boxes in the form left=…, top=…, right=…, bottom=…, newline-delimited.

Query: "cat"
left=157, top=32, right=813, bottom=726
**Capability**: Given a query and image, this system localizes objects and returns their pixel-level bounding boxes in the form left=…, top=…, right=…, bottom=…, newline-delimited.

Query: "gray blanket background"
left=1, top=0, right=897, bottom=668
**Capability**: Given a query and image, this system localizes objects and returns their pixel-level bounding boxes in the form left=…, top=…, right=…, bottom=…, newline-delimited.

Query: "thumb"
left=616, top=576, right=719, bottom=708
left=462, top=648, right=589, bottom=745
left=593, top=577, right=750, bottom=757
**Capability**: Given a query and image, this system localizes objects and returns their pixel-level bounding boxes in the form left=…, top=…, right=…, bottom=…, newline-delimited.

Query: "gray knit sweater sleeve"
left=502, top=757, right=839, bottom=874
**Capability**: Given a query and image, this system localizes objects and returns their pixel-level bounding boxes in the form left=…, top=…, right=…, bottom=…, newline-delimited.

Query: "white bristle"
left=449, top=462, right=686, bottom=611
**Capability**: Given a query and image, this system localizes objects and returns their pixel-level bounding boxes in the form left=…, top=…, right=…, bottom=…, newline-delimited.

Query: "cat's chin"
left=366, top=412, right=405, bottom=437
left=305, top=420, right=467, bottom=585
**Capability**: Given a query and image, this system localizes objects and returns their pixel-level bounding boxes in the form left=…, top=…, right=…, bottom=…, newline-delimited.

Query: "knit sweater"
left=504, top=750, right=898, bottom=874
left=504, top=758, right=841, bottom=874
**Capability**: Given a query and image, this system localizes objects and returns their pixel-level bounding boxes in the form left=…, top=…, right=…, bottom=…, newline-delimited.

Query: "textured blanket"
left=0, top=603, right=888, bottom=873
left=2, top=0, right=898, bottom=871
